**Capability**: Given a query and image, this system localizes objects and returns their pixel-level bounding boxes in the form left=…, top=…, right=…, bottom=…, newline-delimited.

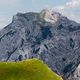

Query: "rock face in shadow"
left=0, top=9, right=80, bottom=80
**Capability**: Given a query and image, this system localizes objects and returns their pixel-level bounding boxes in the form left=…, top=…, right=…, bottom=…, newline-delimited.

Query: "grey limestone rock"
left=0, top=9, right=80, bottom=80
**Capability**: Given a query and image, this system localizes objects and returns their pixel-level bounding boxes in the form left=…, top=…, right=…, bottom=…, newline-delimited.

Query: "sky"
left=0, top=0, right=80, bottom=29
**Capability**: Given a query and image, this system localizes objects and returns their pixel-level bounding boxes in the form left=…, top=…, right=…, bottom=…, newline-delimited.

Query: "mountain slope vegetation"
left=0, top=58, right=62, bottom=80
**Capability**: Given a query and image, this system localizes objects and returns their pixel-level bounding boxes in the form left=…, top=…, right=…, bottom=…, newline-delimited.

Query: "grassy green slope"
left=0, top=58, right=63, bottom=80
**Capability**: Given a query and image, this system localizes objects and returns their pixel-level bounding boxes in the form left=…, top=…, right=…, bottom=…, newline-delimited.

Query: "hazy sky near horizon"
left=0, top=0, right=80, bottom=29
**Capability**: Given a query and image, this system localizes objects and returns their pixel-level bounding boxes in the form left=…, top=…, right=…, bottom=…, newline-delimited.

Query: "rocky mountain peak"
left=40, top=8, right=62, bottom=24
left=0, top=9, right=80, bottom=80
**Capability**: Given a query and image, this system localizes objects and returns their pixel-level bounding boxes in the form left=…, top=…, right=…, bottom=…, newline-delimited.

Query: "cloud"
left=55, top=0, right=80, bottom=10
left=53, top=0, right=80, bottom=23
left=66, top=0, right=80, bottom=8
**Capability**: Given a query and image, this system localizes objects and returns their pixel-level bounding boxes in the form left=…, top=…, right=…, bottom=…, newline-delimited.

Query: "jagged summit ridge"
left=12, top=8, right=63, bottom=25
left=40, top=8, right=62, bottom=24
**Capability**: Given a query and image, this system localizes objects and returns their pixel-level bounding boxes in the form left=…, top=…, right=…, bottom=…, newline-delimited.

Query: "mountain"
left=0, top=58, right=62, bottom=80
left=0, top=8, right=80, bottom=80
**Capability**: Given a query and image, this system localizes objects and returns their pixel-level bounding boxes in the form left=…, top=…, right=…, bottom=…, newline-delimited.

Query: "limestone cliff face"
left=0, top=9, right=80, bottom=80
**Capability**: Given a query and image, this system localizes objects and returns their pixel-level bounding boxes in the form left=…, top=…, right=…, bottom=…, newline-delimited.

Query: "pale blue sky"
left=0, top=0, right=80, bottom=29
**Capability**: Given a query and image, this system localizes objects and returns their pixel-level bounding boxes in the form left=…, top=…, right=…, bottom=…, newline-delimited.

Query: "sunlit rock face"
left=0, top=9, right=80, bottom=80
left=68, top=64, right=80, bottom=80
left=40, top=8, right=61, bottom=24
